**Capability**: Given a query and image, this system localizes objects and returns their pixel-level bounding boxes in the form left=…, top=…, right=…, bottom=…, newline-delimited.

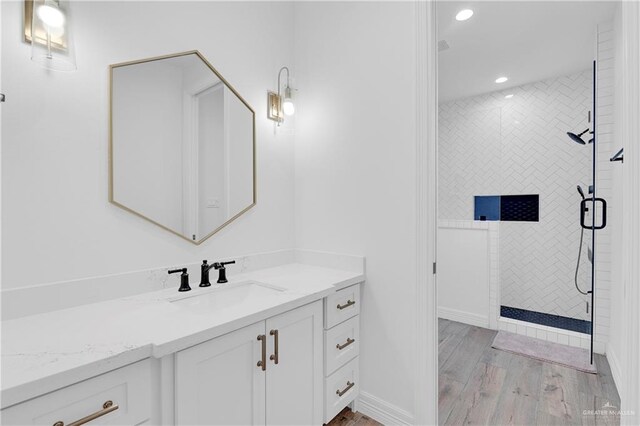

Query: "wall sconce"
left=24, top=0, right=77, bottom=71
left=267, top=67, right=295, bottom=125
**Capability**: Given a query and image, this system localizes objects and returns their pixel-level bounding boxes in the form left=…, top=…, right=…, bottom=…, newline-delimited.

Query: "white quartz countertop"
left=1, top=263, right=364, bottom=409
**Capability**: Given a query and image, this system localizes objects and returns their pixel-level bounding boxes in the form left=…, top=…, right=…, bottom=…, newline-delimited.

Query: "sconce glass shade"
left=29, top=0, right=77, bottom=72
left=282, top=86, right=295, bottom=116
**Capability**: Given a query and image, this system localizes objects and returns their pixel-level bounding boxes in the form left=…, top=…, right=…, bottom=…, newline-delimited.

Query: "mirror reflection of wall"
left=110, top=52, right=255, bottom=244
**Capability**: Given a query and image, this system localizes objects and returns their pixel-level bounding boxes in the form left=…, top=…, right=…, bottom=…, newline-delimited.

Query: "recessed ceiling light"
left=455, top=9, right=474, bottom=21
left=505, top=94, right=514, bottom=99
left=495, top=76, right=508, bottom=84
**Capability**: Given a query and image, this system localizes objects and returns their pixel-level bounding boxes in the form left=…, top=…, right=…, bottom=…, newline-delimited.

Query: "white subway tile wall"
left=594, top=21, right=615, bottom=356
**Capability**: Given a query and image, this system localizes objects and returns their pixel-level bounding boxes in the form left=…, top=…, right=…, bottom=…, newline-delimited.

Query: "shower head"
left=567, top=129, right=593, bottom=145
left=577, top=185, right=585, bottom=200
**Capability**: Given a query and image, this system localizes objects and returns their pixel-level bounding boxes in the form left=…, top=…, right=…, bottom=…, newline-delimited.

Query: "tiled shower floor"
left=500, top=305, right=591, bottom=334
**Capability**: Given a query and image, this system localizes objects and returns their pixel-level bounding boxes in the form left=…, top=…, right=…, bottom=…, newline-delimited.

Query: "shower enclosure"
left=438, top=61, right=607, bottom=363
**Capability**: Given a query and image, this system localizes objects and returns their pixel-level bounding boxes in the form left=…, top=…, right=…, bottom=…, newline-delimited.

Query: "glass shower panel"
left=497, top=70, right=594, bottom=339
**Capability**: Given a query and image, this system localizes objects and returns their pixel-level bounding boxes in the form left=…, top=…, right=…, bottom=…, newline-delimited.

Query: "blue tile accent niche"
left=474, top=194, right=539, bottom=222
left=500, top=305, right=591, bottom=334
left=474, top=195, right=501, bottom=221
left=501, top=194, right=539, bottom=222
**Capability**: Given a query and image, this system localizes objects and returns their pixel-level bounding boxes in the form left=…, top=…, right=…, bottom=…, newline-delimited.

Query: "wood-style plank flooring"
left=326, top=407, right=381, bottom=426
left=328, top=319, right=621, bottom=426
left=439, top=319, right=620, bottom=426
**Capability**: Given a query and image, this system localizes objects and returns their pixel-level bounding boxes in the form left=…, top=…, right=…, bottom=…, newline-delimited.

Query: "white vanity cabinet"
left=174, top=321, right=266, bottom=425
left=175, top=300, right=323, bottom=425
left=1, top=280, right=365, bottom=426
left=323, top=283, right=361, bottom=423
left=0, top=359, right=153, bottom=425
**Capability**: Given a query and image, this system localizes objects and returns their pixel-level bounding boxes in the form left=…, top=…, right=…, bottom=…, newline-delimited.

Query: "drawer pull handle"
left=269, top=329, right=279, bottom=364
left=336, top=381, right=355, bottom=397
left=257, top=334, right=267, bottom=371
left=336, top=300, right=355, bottom=310
left=52, top=400, right=119, bottom=426
left=336, top=337, right=355, bottom=350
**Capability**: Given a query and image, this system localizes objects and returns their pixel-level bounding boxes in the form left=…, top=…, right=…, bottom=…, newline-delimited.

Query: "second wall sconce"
left=24, top=0, right=77, bottom=71
left=267, top=66, right=295, bottom=125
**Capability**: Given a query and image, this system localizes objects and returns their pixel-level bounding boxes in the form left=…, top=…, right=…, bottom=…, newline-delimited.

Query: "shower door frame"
left=590, top=60, right=596, bottom=365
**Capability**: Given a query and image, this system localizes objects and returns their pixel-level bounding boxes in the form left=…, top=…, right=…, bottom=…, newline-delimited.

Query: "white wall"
left=594, top=19, right=616, bottom=369
left=198, top=85, right=225, bottom=237
left=1, top=1, right=296, bottom=288
left=226, top=90, right=254, bottom=218
left=438, top=226, right=490, bottom=327
left=608, top=4, right=626, bottom=395
left=439, top=70, right=593, bottom=322
left=293, top=2, right=417, bottom=420
left=112, top=61, right=185, bottom=232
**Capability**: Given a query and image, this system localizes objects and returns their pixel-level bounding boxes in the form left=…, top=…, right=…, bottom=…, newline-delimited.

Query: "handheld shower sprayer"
left=574, top=184, right=589, bottom=296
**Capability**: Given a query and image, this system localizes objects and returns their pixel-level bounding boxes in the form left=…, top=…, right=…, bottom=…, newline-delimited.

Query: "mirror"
left=109, top=51, right=256, bottom=244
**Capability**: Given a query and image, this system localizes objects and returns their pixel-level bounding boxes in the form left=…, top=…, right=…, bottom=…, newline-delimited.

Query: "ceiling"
left=437, top=1, right=618, bottom=102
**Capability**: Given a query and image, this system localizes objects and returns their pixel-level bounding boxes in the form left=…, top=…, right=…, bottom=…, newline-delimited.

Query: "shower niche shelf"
left=474, top=194, right=539, bottom=222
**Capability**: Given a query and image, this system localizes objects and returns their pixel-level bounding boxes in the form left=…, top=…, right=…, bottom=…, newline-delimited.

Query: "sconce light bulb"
left=37, top=2, right=65, bottom=28
left=283, top=99, right=295, bottom=116
left=282, top=86, right=295, bottom=116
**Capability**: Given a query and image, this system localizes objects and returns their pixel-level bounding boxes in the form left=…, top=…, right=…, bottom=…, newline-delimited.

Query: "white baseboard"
left=606, top=343, right=624, bottom=401
left=438, top=306, right=489, bottom=328
left=356, top=391, right=414, bottom=425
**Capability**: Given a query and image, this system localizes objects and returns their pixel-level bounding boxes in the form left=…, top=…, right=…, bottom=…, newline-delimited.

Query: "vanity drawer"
left=1, top=359, right=152, bottom=425
left=324, top=357, right=359, bottom=423
left=324, top=284, right=360, bottom=329
left=325, top=316, right=360, bottom=376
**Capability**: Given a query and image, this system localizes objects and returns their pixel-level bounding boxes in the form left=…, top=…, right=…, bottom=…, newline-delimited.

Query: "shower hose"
left=575, top=227, right=590, bottom=296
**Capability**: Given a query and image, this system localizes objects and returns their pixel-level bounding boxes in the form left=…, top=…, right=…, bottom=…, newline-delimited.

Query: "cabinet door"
left=265, top=301, right=323, bottom=425
left=175, top=322, right=266, bottom=425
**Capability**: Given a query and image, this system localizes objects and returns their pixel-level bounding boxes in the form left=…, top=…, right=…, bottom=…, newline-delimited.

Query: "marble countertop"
left=1, top=263, right=364, bottom=409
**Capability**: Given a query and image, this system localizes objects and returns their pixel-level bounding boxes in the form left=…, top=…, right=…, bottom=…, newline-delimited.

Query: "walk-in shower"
left=436, top=0, right=618, bottom=368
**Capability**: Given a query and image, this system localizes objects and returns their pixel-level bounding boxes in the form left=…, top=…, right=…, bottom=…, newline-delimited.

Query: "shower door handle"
left=580, top=198, right=607, bottom=230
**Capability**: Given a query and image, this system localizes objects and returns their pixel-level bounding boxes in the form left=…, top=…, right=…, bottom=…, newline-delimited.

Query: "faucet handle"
left=168, top=268, right=191, bottom=292
left=213, top=260, right=236, bottom=284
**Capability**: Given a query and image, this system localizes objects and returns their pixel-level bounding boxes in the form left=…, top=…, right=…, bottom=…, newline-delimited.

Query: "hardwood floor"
left=328, top=319, right=621, bottom=426
left=439, top=319, right=621, bottom=426
left=326, top=407, right=380, bottom=426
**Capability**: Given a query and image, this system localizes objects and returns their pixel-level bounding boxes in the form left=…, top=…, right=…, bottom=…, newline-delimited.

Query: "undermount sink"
left=170, top=281, right=286, bottom=313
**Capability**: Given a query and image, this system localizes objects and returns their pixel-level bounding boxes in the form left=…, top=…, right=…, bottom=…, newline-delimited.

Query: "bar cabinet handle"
left=337, top=300, right=355, bottom=310
left=257, top=334, right=267, bottom=371
left=336, top=381, right=355, bottom=397
left=269, top=329, right=279, bottom=364
left=52, top=400, right=119, bottom=426
left=336, top=337, right=355, bottom=350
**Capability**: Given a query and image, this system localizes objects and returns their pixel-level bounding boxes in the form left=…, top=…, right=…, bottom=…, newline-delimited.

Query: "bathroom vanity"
left=0, top=46, right=365, bottom=425
left=0, top=254, right=364, bottom=425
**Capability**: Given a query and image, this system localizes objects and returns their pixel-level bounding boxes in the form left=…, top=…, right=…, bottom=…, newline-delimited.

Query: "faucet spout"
left=199, top=260, right=216, bottom=287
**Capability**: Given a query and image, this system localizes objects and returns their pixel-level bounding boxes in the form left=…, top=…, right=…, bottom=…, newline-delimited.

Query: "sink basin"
left=170, top=281, right=286, bottom=313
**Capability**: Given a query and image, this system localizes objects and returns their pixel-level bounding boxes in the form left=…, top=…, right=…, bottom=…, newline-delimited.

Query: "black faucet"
left=200, top=260, right=236, bottom=285
left=168, top=268, right=191, bottom=292
left=199, top=260, right=214, bottom=287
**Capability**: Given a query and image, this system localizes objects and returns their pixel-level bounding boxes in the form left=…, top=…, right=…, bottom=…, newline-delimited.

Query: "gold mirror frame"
left=108, top=50, right=257, bottom=245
